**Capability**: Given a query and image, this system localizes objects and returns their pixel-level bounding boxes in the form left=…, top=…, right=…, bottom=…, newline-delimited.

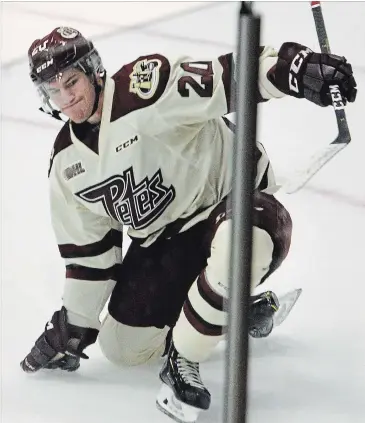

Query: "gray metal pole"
left=223, top=3, right=260, bottom=423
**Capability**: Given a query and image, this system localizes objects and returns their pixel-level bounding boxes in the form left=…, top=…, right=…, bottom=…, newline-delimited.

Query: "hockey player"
left=21, top=27, right=356, bottom=422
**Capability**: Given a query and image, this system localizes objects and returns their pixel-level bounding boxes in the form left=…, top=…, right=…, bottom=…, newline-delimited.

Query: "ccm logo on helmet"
left=36, top=59, right=54, bottom=74
left=289, top=48, right=311, bottom=94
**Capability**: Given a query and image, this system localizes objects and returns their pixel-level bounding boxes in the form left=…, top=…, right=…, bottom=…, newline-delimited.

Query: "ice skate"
left=249, top=288, right=302, bottom=337
left=249, top=290, right=280, bottom=338
left=156, top=343, right=210, bottom=423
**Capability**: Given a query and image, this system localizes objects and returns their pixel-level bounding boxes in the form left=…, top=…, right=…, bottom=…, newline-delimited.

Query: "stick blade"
left=284, top=143, right=347, bottom=194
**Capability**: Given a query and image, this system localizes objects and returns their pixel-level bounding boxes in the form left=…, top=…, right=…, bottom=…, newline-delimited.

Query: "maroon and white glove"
left=268, top=42, right=357, bottom=107
left=20, top=307, right=98, bottom=373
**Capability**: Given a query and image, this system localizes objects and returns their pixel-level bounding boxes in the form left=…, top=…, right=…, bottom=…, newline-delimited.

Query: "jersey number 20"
left=178, top=61, right=213, bottom=98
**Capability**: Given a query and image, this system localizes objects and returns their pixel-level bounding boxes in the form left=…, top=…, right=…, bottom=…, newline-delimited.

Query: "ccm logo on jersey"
left=63, top=161, right=85, bottom=181
left=116, top=135, right=139, bottom=152
left=289, top=48, right=312, bottom=94
left=129, top=58, right=162, bottom=99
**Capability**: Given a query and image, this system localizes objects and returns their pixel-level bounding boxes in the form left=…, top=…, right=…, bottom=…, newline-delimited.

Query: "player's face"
left=45, top=69, right=96, bottom=123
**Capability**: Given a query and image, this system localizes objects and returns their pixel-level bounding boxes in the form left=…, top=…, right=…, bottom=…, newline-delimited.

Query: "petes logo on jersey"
left=75, top=167, right=175, bottom=230
left=129, top=58, right=161, bottom=99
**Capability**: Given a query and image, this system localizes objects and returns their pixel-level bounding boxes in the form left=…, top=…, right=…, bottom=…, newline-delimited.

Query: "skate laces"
left=176, top=356, right=205, bottom=390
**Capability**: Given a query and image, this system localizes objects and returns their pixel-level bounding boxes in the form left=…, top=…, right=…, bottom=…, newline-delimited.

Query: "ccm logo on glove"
left=268, top=42, right=357, bottom=107
left=329, top=85, right=344, bottom=110
left=289, top=48, right=312, bottom=94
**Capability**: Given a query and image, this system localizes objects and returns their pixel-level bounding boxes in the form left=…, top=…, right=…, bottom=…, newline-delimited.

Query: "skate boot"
left=248, top=291, right=279, bottom=338
left=156, top=342, right=211, bottom=423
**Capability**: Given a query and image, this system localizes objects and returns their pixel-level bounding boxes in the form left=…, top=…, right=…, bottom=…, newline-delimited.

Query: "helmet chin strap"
left=87, top=81, right=102, bottom=122
left=86, top=73, right=106, bottom=122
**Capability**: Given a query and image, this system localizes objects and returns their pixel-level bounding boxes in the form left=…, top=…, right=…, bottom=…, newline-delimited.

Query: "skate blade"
left=274, top=288, right=302, bottom=327
left=156, top=384, right=202, bottom=423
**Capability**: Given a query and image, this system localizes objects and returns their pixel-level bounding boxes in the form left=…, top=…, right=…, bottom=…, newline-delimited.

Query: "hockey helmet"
left=28, top=27, right=105, bottom=121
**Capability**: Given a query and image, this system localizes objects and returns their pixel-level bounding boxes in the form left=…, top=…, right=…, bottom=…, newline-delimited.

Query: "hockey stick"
left=285, top=1, right=351, bottom=194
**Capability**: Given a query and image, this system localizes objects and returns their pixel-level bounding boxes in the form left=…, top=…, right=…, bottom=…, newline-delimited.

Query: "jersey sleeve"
left=49, top=164, right=123, bottom=330
left=121, top=46, right=285, bottom=132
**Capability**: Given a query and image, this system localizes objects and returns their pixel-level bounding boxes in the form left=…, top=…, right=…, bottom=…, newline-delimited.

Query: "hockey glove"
left=20, top=306, right=98, bottom=373
left=268, top=42, right=357, bottom=107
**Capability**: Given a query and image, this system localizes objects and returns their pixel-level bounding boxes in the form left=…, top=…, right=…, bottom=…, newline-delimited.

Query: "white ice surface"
left=1, top=2, right=365, bottom=423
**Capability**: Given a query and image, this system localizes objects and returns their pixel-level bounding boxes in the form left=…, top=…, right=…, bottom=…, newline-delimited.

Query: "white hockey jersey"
left=48, top=47, right=285, bottom=329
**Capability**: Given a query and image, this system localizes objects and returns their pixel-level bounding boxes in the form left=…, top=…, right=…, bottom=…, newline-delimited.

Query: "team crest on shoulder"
left=129, top=58, right=161, bottom=99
